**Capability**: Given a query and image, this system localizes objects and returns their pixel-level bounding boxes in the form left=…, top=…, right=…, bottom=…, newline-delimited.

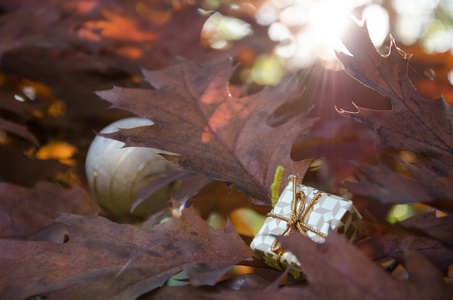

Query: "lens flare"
left=308, top=0, right=351, bottom=60
left=171, top=203, right=186, bottom=218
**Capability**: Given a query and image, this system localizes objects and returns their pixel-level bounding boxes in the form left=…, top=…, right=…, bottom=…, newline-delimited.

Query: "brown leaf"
left=0, top=141, right=70, bottom=187
left=337, top=21, right=453, bottom=167
left=190, top=181, right=270, bottom=220
left=400, top=212, right=453, bottom=247
left=97, top=58, right=317, bottom=205
left=357, top=212, right=453, bottom=272
left=381, top=234, right=453, bottom=275
left=0, top=1, right=86, bottom=57
left=378, top=213, right=453, bottom=274
left=0, top=182, right=99, bottom=239
left=141, top=276, right=308, bottom=300
left=133, top=171, right=212, bottom=212
left=0, top=117, right=38, bottom=145
left=343, top=160, right=453, bottom=209
left=292, top=116, right=378, bottom=186
left=0, top=204, right=254, bottom=299
left=278, top=230, right=453, bottom=300
left=140, top=285, right=248, bottom=300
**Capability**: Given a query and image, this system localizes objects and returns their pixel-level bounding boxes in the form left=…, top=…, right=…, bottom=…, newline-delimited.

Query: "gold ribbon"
left=267, top=175, right=327, bottom=269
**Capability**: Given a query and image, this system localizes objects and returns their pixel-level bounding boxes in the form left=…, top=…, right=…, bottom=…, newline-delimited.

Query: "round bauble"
left=85, top=117, right=179, bottom=219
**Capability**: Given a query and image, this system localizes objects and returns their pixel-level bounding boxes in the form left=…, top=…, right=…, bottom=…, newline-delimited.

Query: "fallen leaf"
left=367, top=212, right=453, bottom=274
left=0, top=141, right=70, bottom=187
left=337, top=21, right=453, bottom=167
left=140, top=285, right=247, bottom=300
left=399, top=212, right=453, bottom=247
left=97, top=58, right=317, bottom=205
left=141, top=274, right=306, bottom=300
left=381, top=233, right=453, bottom=275
left=343, top=160, right=453, bottom=210
left=357, top=211, right=453, bottom=271
left=133, top=170, right=212, bottom=212
left=0, top=1, right=86, bottom=57
left=278, top=229, right=453, bottom=299
left=292, top=116, right=378, bottom=186
left=0, top=182, right=99, bottom=239
left=0, top=203, right=254, bottom=299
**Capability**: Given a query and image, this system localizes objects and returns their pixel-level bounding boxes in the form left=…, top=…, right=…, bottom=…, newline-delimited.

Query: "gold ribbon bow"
left=267, top=175, right=327, bottom=269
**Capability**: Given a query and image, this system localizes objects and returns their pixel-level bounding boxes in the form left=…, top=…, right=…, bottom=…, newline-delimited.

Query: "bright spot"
left=14, top=94, right=26, bottom=102
left=202, top=12, right=252, bottom=49
left=275, top=38, right=297, bottom=58
left=423, top=20, right=453, bottom=53
left=448, top=70, right=453, bottom=85
left=392, top=0, right=439, bottom=45
left=279, top=3, right=309, bottom=27
left=388, top=204, right=413, bottom=223
left=363, top=4, right=389, bottom=48
left=171, top=204, right=185, bottom=218
left=206, top=212, right=227, bottom=229
left=251, top=54, right=283, bottom=85
left=293, top=31, right=316, bottom=68
left=22, top=86, right=36, bottom=100
left=256, top=2, right=278, bottom=25
left=35, top=140, right=77, bottom=162
left=395, top=15, right=425, bottom=45
left=229, top=208, right=266, bottom=236
left=268, top=22, right=296, bottom=61
left=268, top=22, right=291, bottom=42
left=308, top=0, right=351, bottom=60
left=392, top=204, right=408, bottom=218
left=392, top=0, right=439, bottom=15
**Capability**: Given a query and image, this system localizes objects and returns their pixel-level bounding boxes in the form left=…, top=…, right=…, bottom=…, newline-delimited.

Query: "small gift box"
left=250, top=175, right=361, bottom=276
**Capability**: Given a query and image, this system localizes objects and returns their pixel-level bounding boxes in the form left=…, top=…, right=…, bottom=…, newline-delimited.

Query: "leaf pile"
left=0, top=2, right=452, bottom=299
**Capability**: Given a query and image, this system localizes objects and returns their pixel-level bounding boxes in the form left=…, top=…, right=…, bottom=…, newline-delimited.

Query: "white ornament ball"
left=85, top=117, right=178, bottom=219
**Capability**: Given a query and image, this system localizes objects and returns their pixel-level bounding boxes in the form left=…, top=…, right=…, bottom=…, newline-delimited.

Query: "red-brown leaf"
left=97, top=58, right=317, bottom=205
left=379, top=213, right=453, bottom=274
left=337, top=21, right=453, bottom=167
left=0, top=204, right=254, bottom=299
left=278, top=230, right=453, bottom=300
left=343, top=160, right=453, bottom=209
left=0, top=182, right=99, bottom=239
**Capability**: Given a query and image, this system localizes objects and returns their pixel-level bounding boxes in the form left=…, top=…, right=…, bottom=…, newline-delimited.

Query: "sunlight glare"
left=308, top=0, right=351, bottom=61
left=363, top=4, right=389, bottom=48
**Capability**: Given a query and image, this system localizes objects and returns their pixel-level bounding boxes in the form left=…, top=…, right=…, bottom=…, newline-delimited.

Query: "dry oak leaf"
left=0, top=0, right=89, bottom=58
left=0, top=204, right=254, bottom=300
left=343, top=160, right=453, bottom=210
left=357, top=212, right=453, bottom=275
left=379, top=212, right=453, bottom=274
left=278, top=229, right=453, bottom=300
left=336, top=21, right=453, bottom=167
left=97, top=58, right=317, bottom=205
left=0, top=182, right=99, bottom=239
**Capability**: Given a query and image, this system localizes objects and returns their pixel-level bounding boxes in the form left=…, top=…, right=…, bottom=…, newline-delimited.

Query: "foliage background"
left=0, top=0, right=452, bottom=299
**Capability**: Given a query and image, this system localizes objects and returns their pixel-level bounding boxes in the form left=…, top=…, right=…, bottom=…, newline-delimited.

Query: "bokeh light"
left=171, top=203, right=186, bottom=218
left=201, top=12, right=252, bottom=49
left=201, top=0, right=453, bottom=85
left=258, top=0, right=390, bottom=71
